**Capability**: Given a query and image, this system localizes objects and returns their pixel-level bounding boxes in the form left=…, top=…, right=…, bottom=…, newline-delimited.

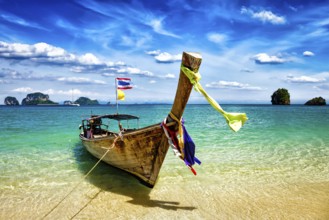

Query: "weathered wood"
left=81, top=123, right=166, bottom=186
left=80, top=52, right=203, bottom=187
left=169, top=52, right=202, bottom=123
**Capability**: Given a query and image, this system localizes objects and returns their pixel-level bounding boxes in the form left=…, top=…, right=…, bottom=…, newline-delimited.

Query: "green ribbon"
left=181, top=65, right=248, bottom=132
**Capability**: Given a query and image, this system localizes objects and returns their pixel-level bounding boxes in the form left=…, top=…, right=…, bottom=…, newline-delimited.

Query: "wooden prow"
left=167, top=52, right=202, bottom=126
left=79, top=52, right=204, bottom=188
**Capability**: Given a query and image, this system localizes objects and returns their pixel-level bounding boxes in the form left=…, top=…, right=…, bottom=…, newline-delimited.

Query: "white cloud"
left=146, top=50, right=181, bottom=63
left=241, top=7, right=286, bottom=25
left=34, top=42, right=66, bottom=57
left=70, top=66, right=86, bottom=73
left=149, top=80, right=156, bottom=84
left=12, top=87, right=34, bottom=93
left=154, top=73, right=176, bottom=79
left=207, top=33, right=227, bottom=44
left=0, top=79, right=10, bottom=84
left=164, top=73, right=175, bottom=79
left=206, top=80, right=263, bottom=90
left=0, top=41, right=114, bottom=67
left=314, top=18, right=329, bottom=27
left=120, top=33, right=151, bottom=48
left=285, top=75, right=326, bottom=83
left=0, top=41, right=158, bottom=78
left=78, top=53, right=101, bottom=65
left=56, top=89, right=101, bottom=98
left=0, top=67, right=56, bottom=81
left=107, top=61, right=125, bottom=67
left=118, top=67, right=154, bottom=77
left=288, top=5, right=298, bottom=12
left=118, top=67, right=140, bottom=74
left=0, top=41, right=67, bottom=58
left=101, top=72, right=116, bottom=77
left=1, top=14, right=47, bottom=30
left=147, top=18, right=180, bottom=38
left=154, top=52, right=181, bottom=63
left=145, top=50, right=161, bottom=56
left=43, top=89, right=56, bottom=95
left=252, top=53, right=286, bottom=64
left=57, top=77, right=107, bottom=85
left=11, top=87, right=101, bottom=98
left=303, top=51, right=315, bottom=57
left=57, top=89, right=83, bottom=96
left=307, top=28, right=329, bottom=38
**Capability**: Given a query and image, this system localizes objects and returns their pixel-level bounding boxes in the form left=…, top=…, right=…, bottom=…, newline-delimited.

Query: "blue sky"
left=1, top=0, right=329, bottom=104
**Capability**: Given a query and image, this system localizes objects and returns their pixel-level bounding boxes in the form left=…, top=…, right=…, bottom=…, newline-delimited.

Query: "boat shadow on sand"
left=73, top=143, right=196, bottom=211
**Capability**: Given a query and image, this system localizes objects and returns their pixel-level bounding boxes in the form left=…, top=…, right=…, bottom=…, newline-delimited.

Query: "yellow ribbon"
left=181, top=65, right=248, bottom=132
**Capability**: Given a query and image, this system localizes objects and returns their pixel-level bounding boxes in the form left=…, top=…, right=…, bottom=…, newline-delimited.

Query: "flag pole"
left=115, top=78, right=118, bottom=114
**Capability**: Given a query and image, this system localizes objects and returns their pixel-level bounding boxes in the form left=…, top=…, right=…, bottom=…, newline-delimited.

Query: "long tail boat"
left=79, top=52, right=201, bottom=187
left=79, top=52, right=248, bottom=187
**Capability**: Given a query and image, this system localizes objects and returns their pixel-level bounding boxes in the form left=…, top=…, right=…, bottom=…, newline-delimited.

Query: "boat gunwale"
left=79, top=121, right=175, bottom=142
left=87, top=113, right=140, bottom=121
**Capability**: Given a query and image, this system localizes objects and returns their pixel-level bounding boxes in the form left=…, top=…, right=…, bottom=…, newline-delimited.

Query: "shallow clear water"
left=0, top=105, right=328, bottom=219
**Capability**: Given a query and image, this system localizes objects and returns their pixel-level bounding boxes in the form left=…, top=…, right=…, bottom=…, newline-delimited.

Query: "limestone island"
left=3, top=94, right=101, bottom=106
left=4, top=96, right=20, bottom=105
left=271, top=88, right=290, bottom=105
left=75, top=97, right=99, bottom=105
left=22, top=92, right=58, bottom=105
left=305, top=97, right=326, bottom=106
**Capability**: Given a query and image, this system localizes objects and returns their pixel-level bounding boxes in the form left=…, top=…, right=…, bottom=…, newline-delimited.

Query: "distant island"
left=3, top=92, right=100, bottom=106
left=270, top=88, right=327, bottom=105
left=271, top=88, right=290, bottom=105
left=75, top=97, right=99, bottom=105
left=305, top=97, right=326, bottom=106
left=4, top=96, right=19, bottom=105
left=3, top=90, right=327, bottom=106
left=22, top=92, right=58, bottom=105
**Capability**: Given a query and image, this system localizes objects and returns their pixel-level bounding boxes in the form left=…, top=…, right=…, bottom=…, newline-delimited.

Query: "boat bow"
left=79, top=52, right=203, bottom=187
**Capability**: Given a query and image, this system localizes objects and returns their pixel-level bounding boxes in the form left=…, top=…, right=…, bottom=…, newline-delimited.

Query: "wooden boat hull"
left=79, top=52, right=202, bottom=187
left=80, top=123, right=170, bottom=187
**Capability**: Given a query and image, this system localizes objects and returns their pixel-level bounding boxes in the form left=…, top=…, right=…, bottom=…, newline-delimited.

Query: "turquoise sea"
left=1, top=104, right=329, bottom=219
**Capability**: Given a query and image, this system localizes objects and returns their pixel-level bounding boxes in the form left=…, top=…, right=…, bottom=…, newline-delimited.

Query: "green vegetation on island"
left=305, top=97, right=326, bottom=106
left=4, top=96, right=19, bottom=105
left=22, top=92, right=58, bottom=105
left=3, top=93, right=100, bottom=106
left=271, top=88, right=290, bottom=105
left=75, top=97, right=99, bottom=105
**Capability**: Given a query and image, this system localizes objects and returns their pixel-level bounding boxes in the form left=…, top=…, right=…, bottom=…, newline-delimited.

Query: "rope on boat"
left=42, top=134, right=121, bottom=219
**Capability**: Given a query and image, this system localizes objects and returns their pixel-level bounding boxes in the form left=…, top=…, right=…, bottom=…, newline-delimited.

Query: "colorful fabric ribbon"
left=167, top=113, right=201, bottom=175
left=182, top=119, right=201, bottom=167
left=161, top=65, right=248, bottom=176
left=180, top=65, right=248, bottom=132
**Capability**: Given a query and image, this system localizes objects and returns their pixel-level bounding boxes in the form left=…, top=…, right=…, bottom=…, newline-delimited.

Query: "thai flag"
left=116, top=77, right=132, bottom=90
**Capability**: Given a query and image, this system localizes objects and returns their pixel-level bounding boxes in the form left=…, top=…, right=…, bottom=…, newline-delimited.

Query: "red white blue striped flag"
left=116, top=77, right=132, bottom=90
